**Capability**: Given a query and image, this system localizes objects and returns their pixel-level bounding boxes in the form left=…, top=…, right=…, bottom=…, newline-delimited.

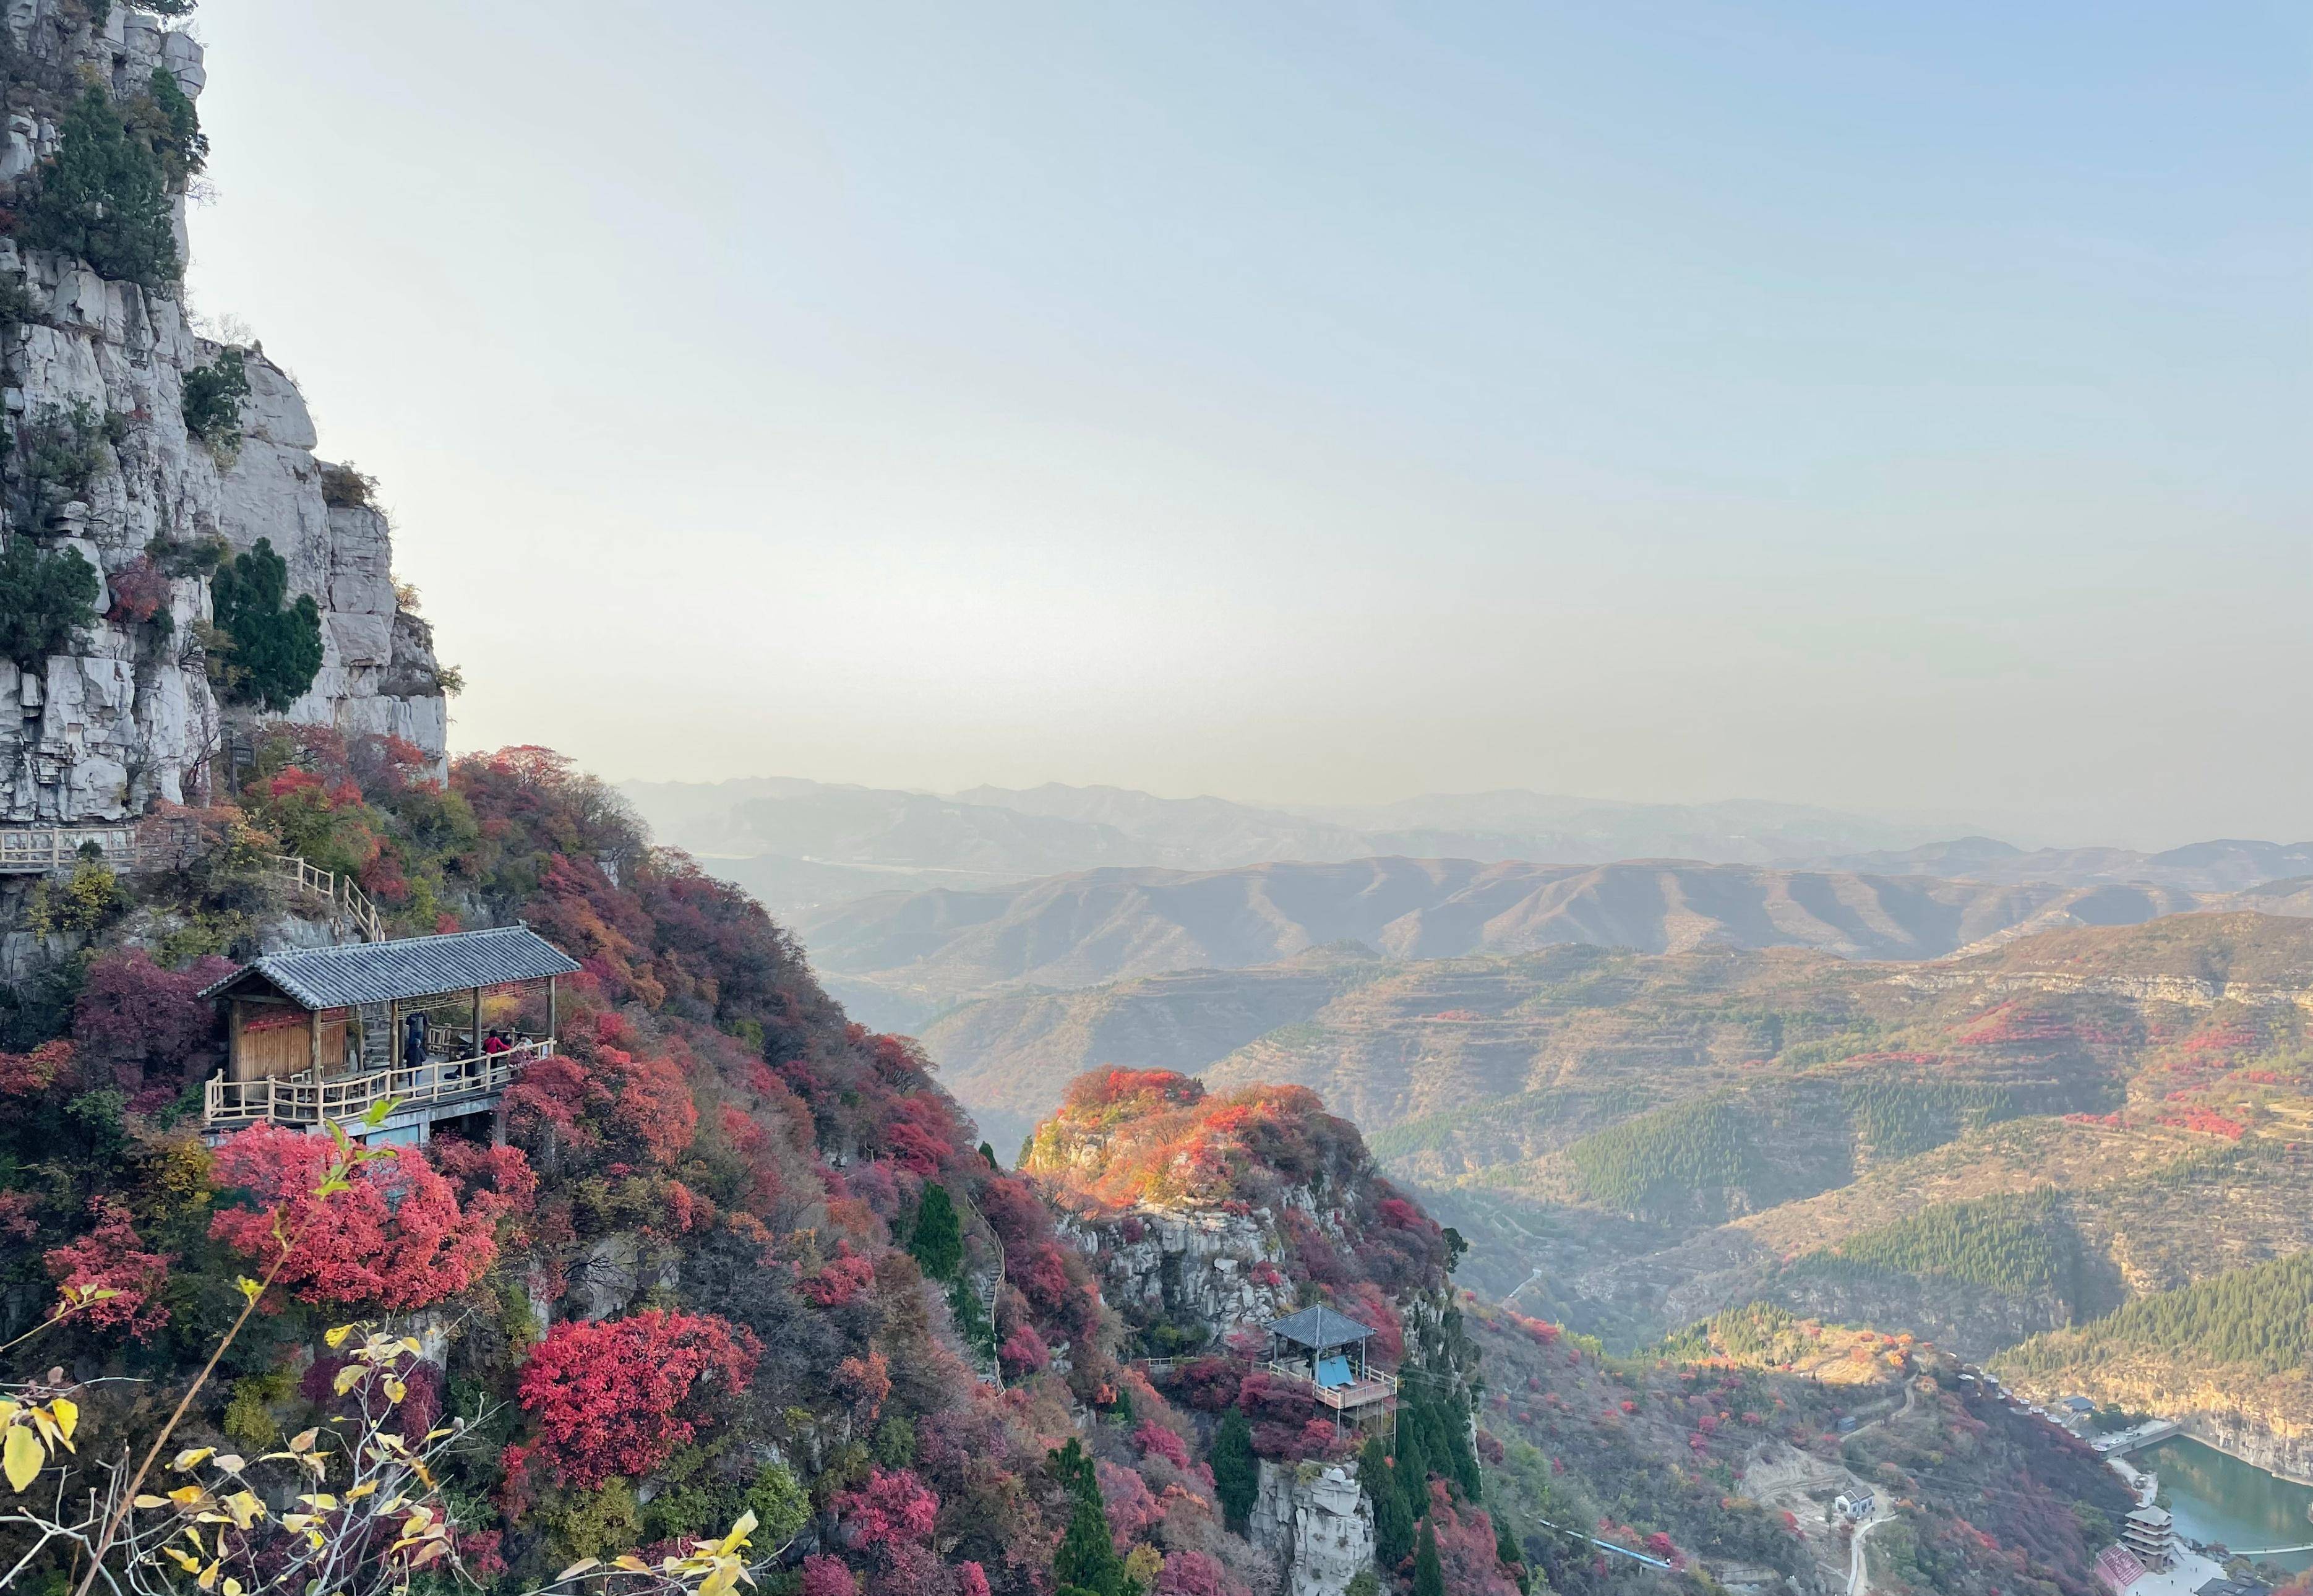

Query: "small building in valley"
left=199, top=925, right=580, bottom=1144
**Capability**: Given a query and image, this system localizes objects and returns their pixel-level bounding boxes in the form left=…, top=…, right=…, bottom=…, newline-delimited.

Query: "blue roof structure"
left=200, top=925, right=581, bottom=1010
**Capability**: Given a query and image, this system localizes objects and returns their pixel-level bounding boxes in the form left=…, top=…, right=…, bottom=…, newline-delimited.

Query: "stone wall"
left=0, top=2, right=446, bottom=826
left=1250, top=1457, right=1376, bottom=1596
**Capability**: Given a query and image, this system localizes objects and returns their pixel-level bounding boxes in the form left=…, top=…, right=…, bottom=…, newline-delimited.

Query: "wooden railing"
left=0, top=823, right=192, bottom=875
left=270, top=854, right=384, bottom=943
left=204, top=1039, right=551, bottom=1129
left=1264, top=1360, right=1400, bottom=1412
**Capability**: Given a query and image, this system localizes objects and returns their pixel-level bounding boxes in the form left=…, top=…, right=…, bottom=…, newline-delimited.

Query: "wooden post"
left=307, top=1007, right=320, bottom=1075
left=471, top=986, right=483, bottom=1058
left=546, top=975, right=557, bottom=1041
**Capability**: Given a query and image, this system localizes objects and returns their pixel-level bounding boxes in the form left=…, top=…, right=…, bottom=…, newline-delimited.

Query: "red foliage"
left=2159, top=1108, right=2246, bottom=1141
left=72, top=950, right=231, bottom=1084
left=512, top=1310, right=758, bottom=1488
left=1098, top=1459, right=1164, bottom=1547
left=45, top=1198, right=172, bottom=1340
left=427, top=1139, right=539, bottom=1213
left=104, top=553, right=170, bottom=623
left=1423, top=1483, right=1521, bottom=1595
left=835, top=1467, right=940, bottom=1554
left=799, top=1555, right=856, bottom=1596
left=802, top=1243, right=878, bottom=1308
left=0, top=1040, right=75, bottom=1098
left=1155, top=1550, right=1239, bottom=1596
left=998, top=1323, right=1052, bottom=1376
left=208, top=1126, right=502, bottom=1310
left=1133, top=1420, right=1192, bottom=1470
left=838, top=1350, right=892, bottom=1421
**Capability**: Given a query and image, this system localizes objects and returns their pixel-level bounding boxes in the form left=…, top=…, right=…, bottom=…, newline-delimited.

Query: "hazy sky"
left=184, top=2, right=2308, bottom=847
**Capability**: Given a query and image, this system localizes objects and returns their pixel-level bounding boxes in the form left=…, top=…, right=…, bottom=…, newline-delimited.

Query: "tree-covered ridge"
left=1998, top=1251, right=2313, bottom=1379
left=1, top=734, right=1362, bottom=1596
left=1788, top=1189, right=2084, bottom=1305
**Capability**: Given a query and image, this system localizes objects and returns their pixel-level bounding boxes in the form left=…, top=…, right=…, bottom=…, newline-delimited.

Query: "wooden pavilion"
left=199, top=925, right=580, bottom=1143
left=1263, top=1305, right=1400, bottom=1422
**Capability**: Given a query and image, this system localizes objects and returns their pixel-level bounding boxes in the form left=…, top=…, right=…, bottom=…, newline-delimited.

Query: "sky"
left=181, top=1, right=2310, bottom=848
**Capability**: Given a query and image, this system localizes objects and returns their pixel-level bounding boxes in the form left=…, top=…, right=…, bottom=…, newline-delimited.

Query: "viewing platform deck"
left=202, top=1039, right=549, bottom=1139
left=1265, top=1360, right=1400, bottom=1413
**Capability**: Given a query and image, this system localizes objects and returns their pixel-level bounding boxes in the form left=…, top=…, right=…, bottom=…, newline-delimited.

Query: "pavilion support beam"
left=308, top=1007, right=320, bottom=1075
left=546, top=975, right=558, bottom=1040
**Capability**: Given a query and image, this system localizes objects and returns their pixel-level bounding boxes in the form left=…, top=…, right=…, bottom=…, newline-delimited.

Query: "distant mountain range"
left=795, top=856, right=2220, bottom=1033
left=618, top=776, right=1964, bottom=915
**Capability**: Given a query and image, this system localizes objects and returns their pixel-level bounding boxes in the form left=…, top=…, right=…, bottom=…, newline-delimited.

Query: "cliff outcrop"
left=1250, top=1458, right=1376, bottom=1596
left=1, top=2, right=445, bottom=826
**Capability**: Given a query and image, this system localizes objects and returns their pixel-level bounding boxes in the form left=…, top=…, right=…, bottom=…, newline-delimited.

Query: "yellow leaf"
left=612, top=1556, right=651, bottom=1573
left=698, top=1563, right=737, bottom=1596
left=4, top=1426, right=42, bottom=1492
left=214, top=1455, right=246, bottom=1474
left=171, top=1447, right=215, bottom=1471
left=47, top=1398, right=76, bottom=1445
left=323, top=1325, right=354, bottom=1350
left=556, top=1558, right=601, bottom=1581
left=224, top=1579, right=243, bottom=1596
left=224, top=1490, right=265, bottom=1528
left=162, top=1548, right=201, bottom=1574
left=198, top=1557, right=221, bottom=1590
left=343, top=1481, right=377, bottom=1499
left=288, top=1427, right=319, bottom=1453
left=0, top=1400, right=16, bottom=1425
left=235, top=1277, right=262, bottom=1304
left=382, top=1378, right=407, bottom=1404
left=134, top=1495, right=171, bottom=1509
left=716, top=1509, right=758, bottom=1557
left=332, top=1366, right=364, bottom=1397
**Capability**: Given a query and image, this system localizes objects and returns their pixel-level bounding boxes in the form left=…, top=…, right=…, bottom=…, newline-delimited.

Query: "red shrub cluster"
left=72, top=949, right=233, bottom=1091
left=510, top=1310, right=758, bottom=1488
left=2158, top=1108, right=2246, bottom=1140
left=208, top=1126, right=505, bottom=1310
left=44, top=1197, right=172, bottom=1340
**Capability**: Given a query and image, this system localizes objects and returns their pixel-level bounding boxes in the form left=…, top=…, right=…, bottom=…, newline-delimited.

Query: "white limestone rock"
left=1251, top=1459, right=1377, bottom=1596
left=0, top=9, right=447, bottom=820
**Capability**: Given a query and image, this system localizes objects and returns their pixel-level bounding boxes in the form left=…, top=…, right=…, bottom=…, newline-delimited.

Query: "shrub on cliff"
left=210, top=536, right=323, bottom=709
left=19, top=87, right=180, bottom=289
left=181, top=346, right=251, bottom=451
left=0, top=537, right=99, bottom=668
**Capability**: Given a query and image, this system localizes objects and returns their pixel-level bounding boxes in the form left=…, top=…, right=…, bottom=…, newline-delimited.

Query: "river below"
left=2138, top=1435, right=2313, bottom=1574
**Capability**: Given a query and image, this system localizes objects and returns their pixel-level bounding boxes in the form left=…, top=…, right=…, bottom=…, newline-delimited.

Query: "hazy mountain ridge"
left=799, top=855, right=2226, bottom=1032
left=619, top=776, right=1970, bottom=916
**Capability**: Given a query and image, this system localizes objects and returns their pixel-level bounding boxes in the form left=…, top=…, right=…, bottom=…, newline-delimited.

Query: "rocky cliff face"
left=0, top=2, right=446, bottom=826
left=1056, top=1198, right=1303, bottom=1342
left=1250, top=1458, right=1376, bottom=1596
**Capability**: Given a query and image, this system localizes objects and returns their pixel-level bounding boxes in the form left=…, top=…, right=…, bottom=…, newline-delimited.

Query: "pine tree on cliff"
left=1361, top=1434, right=1414, bottom=1569
left=1396, top=1411, right=1431, bottom=1522
left=1211, top=1407, right=1258, bottom=1533
left=1050, top=1438, right=1125, bottom=1596
left=1441, top=1389, right=1483, bottom=1501
left=909, top=1182, right=963, bottom=1281
left=1414, top=1520, right=1445, bottom=1596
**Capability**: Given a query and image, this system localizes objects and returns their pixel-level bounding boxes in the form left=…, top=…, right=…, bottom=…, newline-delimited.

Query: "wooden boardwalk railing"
left=0, top=823, right=191, bottom=875
left=268, top=854, right=385, bottom=943
left=1264, top=1360, right=1400, bottom=1412
left=204, top=1039, right=551, bottom=1128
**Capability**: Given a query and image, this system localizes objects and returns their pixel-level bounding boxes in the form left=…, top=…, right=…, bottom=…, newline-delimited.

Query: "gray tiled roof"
left=200, top=926, right=581, bottom=1010
left=1266, top=1305, right=1376, bottom=1349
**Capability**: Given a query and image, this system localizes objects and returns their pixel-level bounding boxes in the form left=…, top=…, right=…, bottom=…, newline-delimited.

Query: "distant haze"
left=185, top=2, right=2311, bottom=846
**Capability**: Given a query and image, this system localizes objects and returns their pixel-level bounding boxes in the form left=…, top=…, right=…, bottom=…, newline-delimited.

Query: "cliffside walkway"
left=0, top=822, right=194, bottom=875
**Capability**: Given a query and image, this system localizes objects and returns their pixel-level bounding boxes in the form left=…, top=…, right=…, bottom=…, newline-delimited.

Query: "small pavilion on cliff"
left=199, top=924, right=580, bottom=1145
left=1263, top=1305, right=1400, bottom=1425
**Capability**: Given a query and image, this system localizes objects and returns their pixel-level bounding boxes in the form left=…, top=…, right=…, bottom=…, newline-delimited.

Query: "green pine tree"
left=20, top=87, right=180, bottom=289
left=1396, top=1409, right=1431, bottom=1522
left=909, top=1182, right=964, bottom=1281
left=1441, top=1391, right=1483, bottom=1501
left=0, top=539, right=99, bottom=669
left=1211, top=1406, right=1259, bottom=1534
left=1414, top=1520, right=1444, bottom=1596
left=1361, top=1435, right=1414, bottom=1569
left=210, top=537, right=322, bottom=711
left=1050, top=1439, right=1125, bottom=1596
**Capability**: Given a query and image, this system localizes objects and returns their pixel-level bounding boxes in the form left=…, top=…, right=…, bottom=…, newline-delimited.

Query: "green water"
left=2139, top=1435, right=2313, bottom=1574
